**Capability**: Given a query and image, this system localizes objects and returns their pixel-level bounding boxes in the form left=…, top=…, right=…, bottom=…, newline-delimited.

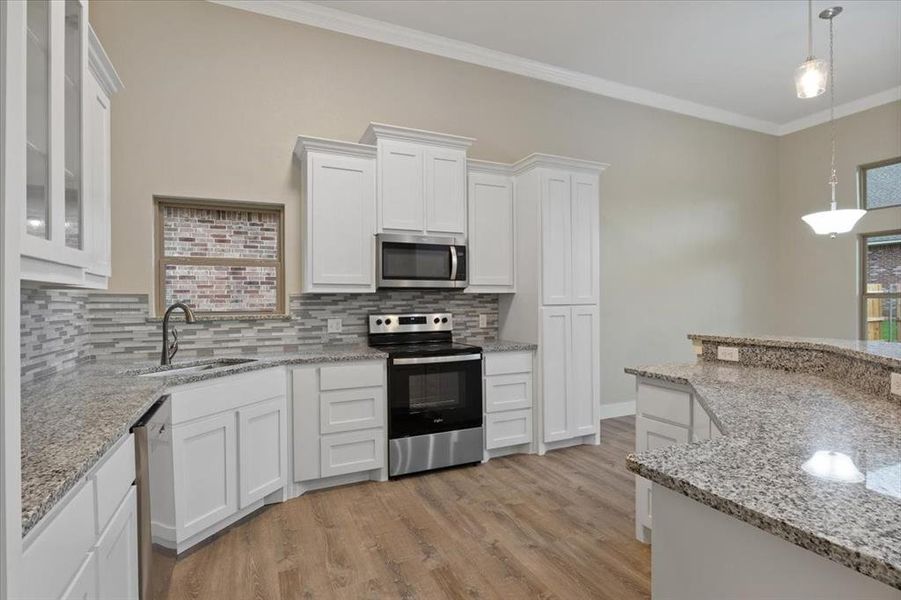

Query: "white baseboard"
left=599, top=401, right=635, bottom=420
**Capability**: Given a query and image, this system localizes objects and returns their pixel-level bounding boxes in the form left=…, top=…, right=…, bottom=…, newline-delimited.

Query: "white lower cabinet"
left=634, top=378, right=720, bottom=543
left=96, top=487, right=139, bottom=600
left=152, top=369, right=288, bottom=553
left=172, top=412, right=239, bottom=539
left=293, top=360, right=387, bottom=487
left=238, top=397, right=288, bottom=508
left=60, top=552, right=98, bottom=600
left=541, top=306, right=600, bottom=446
left=483, top=351, right=534, bottom=457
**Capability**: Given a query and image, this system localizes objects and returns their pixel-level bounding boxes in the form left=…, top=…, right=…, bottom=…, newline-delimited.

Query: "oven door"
left=377, top=234, right=467, bottom=288
left=388, top=353, right=483, bottom=439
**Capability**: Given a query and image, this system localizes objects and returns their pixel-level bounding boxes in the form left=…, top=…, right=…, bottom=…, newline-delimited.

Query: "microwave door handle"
left=450, top=246, right=458, bottom=280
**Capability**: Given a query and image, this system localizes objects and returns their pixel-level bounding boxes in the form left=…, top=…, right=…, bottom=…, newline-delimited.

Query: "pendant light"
left=801, top=6, right=866, bottom=238
left=795, top=0, right=828, bottom=98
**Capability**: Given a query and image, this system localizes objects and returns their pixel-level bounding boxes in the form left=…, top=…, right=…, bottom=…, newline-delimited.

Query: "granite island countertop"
left=21, top=344, right=386, bottom=536
left=625, top=361, right=901, bottom=590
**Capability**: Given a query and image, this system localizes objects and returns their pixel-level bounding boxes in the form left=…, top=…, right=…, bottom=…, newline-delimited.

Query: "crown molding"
left=210, top=0, right=895, bottom=137
left=88, top=27, right=123, bottom=96
left=210, top=0, right=781, bottom=135
left=360, top=122, right=475, bottom=149
left=293, top=135, right=376, bottom=160
left=512, top=153, right=609, bottom=175
left=467, top=159, right=514, bottom=176
left=776, top=86, right=901, bottom=136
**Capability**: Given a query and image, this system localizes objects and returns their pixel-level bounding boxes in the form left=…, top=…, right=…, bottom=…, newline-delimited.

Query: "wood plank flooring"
left=166, top=416, right=649, bottom=600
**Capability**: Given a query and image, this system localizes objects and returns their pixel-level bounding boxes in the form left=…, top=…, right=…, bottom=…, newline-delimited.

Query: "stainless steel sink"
left=139, top=358, right=258, bottom=377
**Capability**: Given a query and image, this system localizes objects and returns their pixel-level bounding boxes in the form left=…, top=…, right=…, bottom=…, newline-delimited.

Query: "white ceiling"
left=220, top=0, right=901, bottom=134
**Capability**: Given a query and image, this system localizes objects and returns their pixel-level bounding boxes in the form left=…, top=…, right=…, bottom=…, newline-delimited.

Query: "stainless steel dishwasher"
left=133, top=397, right=175, bottom=600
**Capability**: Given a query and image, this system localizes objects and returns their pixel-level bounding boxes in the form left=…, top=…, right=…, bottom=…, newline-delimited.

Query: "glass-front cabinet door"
left=20, top=0, right=106, bottom=286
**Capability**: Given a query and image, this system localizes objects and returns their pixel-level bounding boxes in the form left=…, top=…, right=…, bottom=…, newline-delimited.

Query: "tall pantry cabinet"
left=499, top=154, right=607, bottom=454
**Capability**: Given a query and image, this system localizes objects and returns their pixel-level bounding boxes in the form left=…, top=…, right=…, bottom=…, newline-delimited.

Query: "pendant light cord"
left=808, top=0, right=814, bottom=58
left=829, top=14, right=837, bottom=209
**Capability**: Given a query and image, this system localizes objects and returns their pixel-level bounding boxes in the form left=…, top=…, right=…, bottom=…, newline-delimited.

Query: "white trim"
left=600, top=401, right=636, bottom=420
left=88, top=27, right=123, bottom=97
left=777, top=86, right=901, bottom=136
left=466, top=158, right=513, bottom=176
left=513, top=153, right=609, bottom=175
left=359, top=122, right=475, bottom=149
left=209, top=0, right=899, bottom=137
left=293, top=135, right=376, bottom=160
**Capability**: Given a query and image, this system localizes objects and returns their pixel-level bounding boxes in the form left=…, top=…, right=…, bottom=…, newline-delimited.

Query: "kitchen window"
left=155, top=198, right=285, bottom=315
left=860, top=231, right=901, bottom=342
left=859, top=157, right=901, bottom=210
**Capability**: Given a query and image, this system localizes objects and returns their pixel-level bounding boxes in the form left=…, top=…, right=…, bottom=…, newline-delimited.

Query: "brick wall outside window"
left=156, top=199, right=284, bottom=314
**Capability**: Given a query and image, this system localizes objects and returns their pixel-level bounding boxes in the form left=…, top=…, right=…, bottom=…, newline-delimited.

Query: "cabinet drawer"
left=637, top=382, right=691, bottom=426
left=320, top=362, right=383, bottom=391
left=96, top=487, right=139, bottom=600
left=485, top=409, right=532, bottom=449
left=93, top=434, right=135, bottom=535
left=20, top=481, right=97, bottom=600
left=485, top=373, right=532, bottom=413
left=60, top=551, right=98, bottom=600
left=636, top=416, right=689, bottom=452
left=484, top=351, right=532, bottom=376
left=320, top=386, right=385, bottom=433
left=320, top=429, right=385, bottom=477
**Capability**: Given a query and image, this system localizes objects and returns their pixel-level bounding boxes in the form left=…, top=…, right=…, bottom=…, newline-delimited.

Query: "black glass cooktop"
left=371, top=341, right=482, bottom=358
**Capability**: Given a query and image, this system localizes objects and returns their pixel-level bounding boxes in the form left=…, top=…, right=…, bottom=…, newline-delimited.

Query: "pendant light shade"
left=801, top=208, right=866, bottom=236
left=795, top=57, right=828, bottom=99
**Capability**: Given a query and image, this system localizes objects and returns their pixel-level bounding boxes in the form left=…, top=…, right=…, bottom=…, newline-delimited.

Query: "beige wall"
left=775, top=102, right=901, bottom=339
left=90, top=0, right=783, bottom=407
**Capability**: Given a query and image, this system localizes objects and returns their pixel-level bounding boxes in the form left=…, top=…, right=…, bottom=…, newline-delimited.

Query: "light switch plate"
left=479, top=314, right=488, bottom=328
left=717, top=346, right=740, bottom=362
left=327, top=318, right=342, bottom=333
left=891, top=372, right=901, bottom=396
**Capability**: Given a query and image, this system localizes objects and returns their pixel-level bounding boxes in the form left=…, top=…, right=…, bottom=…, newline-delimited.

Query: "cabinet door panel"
left=309, top=154, right=374, bottom=287
left=636, top=416, right=689, bottom=452
left=692, top=397, right=711, bottom=442
left=569, top=305, right=599, bottom=436
left=541, top=307, right=571, bottom=442
left=172, top=412, right=237, bottom=540
left=425, top=147, right=466, bottom=234
left=85, top=74, right=111, bottom=278
left=570, top=173, right=599, bottom=304
left=541, top=171, right=572, bottom=305
left=238, top=397, right=287, bottom=508
left=320, top=429, right=385, bottom=477
left=379, top=140, right=423, bottom=232
left=96, top=487, right=139, bottom=600
left=60, top=552, right=98, bottom=600
left=468, top=172, right=514, bottom=289
left=486, top=409, right=532, bottom=449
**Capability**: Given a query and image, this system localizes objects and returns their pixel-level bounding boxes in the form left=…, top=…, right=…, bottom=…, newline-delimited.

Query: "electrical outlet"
left=327, top=318, right=342, bottom=334
left=479, top=314, right=488, bottom=328
left=717, top=346, right=740, bottom=362
left=692, top=341, right=703, bottom=356
left=891, top=372, right=901, bottom=396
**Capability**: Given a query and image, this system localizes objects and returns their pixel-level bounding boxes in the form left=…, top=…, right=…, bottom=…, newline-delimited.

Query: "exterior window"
left=859, top=157, right=901, bottom=210
left=861, top=231, right=901, bottom=342
left=155, top=198, right=285, bottom=315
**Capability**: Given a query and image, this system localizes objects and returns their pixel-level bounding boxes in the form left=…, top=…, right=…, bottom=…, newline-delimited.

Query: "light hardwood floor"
left=166, top=416, right=649, bottom=599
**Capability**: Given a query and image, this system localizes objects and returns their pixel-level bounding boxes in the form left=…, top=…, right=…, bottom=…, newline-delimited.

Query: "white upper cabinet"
left=467, top=160, right=515, bottom=293
left=294, top=137, right=376, bottom=293
left=540, top=170, right=573, bottom=305
left=16, top=4, right=122, bottom=288
left=361, top=123, right=474, bottom=237
left=570, top=173, right=600, bottom=304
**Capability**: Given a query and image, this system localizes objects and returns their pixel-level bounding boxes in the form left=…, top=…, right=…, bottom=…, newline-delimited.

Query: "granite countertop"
left=688, top=333, right=901, bottom=367
left=477, top=339, right=537, bottom=352
left=21, top=344, right=386, bottom=536
left=625, top=361, right=901, bottom=590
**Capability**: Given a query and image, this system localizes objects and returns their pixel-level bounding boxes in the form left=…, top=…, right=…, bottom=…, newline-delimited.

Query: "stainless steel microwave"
left=376, top=233, right=467, bottom=289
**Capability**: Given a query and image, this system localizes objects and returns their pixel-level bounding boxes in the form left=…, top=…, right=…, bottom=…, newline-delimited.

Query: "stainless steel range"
left=368, top=312, right=483, bottom=476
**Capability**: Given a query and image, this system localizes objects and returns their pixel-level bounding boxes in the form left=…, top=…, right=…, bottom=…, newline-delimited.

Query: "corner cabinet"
left=466, top=160, right=516, bottom=293
left=294, top=137, right=376, bottom=293
left=361, top=122, right=474, bottom=237
left=14, top=3, right=122, bottom=288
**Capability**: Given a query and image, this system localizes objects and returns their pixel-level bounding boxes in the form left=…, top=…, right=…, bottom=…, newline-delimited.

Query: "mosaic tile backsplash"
left=21, top=286, right=499, bottom=383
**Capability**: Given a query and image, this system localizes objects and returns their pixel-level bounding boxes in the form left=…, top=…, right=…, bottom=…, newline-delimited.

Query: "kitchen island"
left=626, top=335, right=900, bottom=599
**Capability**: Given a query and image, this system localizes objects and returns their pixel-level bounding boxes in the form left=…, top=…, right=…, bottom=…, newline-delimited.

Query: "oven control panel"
left=368, top=313, right=453, bottom=334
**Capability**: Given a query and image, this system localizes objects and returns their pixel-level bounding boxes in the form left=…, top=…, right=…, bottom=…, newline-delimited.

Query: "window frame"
left=859, top=228, right=901, bottom=342
left=858, top=156, right=901, bottom=211
left=154, top=196, right=286, bottom=317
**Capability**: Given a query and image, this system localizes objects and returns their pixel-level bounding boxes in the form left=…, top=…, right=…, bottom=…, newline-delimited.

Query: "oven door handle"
left=393, top=353, right=481, bottom=366
left=449, top=246, right=458, bottom=281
